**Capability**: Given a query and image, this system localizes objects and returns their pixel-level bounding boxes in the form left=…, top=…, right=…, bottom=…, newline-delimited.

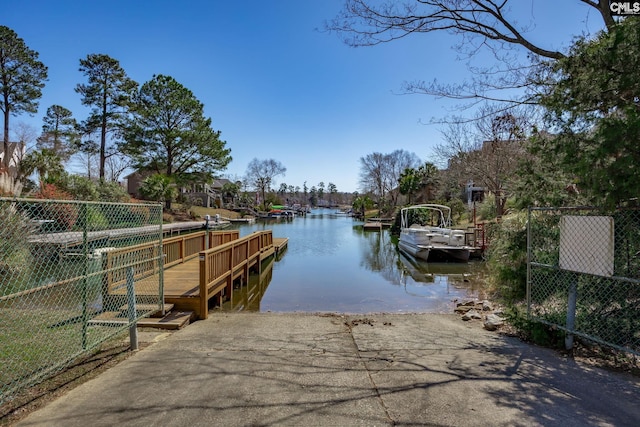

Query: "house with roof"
left=182, top=178, right=233, bottom=208
left=125, top=171, right=233, bottom=208
left=0, top=141, right=26, bottom=195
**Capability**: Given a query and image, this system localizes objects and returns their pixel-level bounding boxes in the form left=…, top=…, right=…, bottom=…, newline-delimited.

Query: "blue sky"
left=4, top=1, right=604, bottom=193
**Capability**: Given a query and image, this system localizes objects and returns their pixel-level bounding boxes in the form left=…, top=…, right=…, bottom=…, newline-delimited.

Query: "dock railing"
left=162, top=230, right=239, bottom=268
left=105, top=229, right=240, bottom=292
left=198, top=230, right=272, bottom=319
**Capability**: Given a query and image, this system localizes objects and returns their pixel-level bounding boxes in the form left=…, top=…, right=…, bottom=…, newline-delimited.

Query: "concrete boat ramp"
left=16, top=312, right=640, bottom=426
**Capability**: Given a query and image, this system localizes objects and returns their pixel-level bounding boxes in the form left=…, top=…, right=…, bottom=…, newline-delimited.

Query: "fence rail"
left=527, top=206, right=640, bottom=355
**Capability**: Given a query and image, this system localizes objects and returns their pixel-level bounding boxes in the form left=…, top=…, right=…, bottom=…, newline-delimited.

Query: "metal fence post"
left=81, top=202, right=89, bottom=350
left=127, top=266, right=139, bottom=351
left=526, top=207, right=532, bottom=318
left=158, top=209, right=165, bottom=316
left=565, top=281, right=577, bottom=351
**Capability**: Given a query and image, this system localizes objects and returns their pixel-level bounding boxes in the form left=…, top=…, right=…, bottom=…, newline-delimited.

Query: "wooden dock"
left=222, top=216, right=256, bottom=224
left=11, top=228, right=287, bottom=330
left=363, top=218, right=393, bottom=230
left=103, top=230, right=287, bottom=324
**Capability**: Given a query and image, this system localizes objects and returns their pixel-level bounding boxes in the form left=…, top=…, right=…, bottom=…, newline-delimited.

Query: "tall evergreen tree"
left=76, top=54, right=137, bottom=180
left=0, top=26, right=47, bottom=194
left=37, top=105, right=79, bottom=162
left=122, top=74, right=231, bottom=208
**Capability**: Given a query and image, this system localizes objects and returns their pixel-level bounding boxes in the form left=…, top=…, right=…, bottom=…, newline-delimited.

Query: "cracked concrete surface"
left=17, top=313, right=640, bottom=427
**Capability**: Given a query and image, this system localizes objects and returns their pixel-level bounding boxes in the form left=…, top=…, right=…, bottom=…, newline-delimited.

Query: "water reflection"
left=227, top=211, right=488, bottom=314
left=219, top=258, right=274, bottom=312
left=355, top=225, right=398, bottom=280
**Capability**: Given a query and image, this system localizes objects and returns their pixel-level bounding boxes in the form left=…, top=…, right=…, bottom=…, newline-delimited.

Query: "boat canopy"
left=400, top=204, right=453, bottom=229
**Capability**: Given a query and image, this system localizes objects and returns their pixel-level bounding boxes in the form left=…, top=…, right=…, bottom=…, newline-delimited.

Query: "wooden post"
left=257, top=233, right=262, bottom=274
left=227, top=244, right=234, bottom=302
left=199, top=251, right=209, bottom=320
left=105, top=251, right=112, bottom=290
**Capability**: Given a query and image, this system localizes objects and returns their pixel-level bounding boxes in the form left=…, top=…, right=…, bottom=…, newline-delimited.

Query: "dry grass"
left=162, top=206, right=244, bottom=223
left=188, top=207, right=242, bottom=220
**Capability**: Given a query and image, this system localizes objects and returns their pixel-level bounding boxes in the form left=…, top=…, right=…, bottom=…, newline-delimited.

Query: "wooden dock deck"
left=160, top=236, right=283, bottom=313
left=363, top=218, right=393, bottom=230
left=273, top=237, right=288, bottom=254
left=105, top=230, right=286, bottom=322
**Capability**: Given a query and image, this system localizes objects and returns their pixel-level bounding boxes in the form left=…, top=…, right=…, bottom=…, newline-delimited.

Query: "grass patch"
left=188, top=206, right=242, bottom=219
left=0, top=307, right=131, bottom=403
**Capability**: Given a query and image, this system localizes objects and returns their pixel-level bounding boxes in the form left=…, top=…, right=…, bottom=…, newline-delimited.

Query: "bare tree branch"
left=326, top=1, right=611, bottom=108
left=326, top=0, right=590, bottom=58
left=579, top=0, right=616, bottom=29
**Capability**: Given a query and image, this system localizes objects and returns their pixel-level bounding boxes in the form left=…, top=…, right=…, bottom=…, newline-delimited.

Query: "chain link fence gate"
left=0, top=197, right=163, bottom=404
left=527, top=206, right=640, bottom=355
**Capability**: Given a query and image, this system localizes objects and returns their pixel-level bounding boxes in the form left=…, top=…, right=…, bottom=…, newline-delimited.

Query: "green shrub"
left=97, top=181, right=130, bottom=202
left=504, top=306, right=565, bottom=349
left=63, top=175, right=99, bottom=201
left=486, top=211, right=528, bottom=302
left=74, top=205, right=109, bottom=231
left=476, top=198, right=497, bottom=221
left=0, top=203, right=34, bottom=294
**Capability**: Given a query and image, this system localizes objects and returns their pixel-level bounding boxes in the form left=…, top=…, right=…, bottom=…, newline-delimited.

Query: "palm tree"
left=399, top=168, right=421, bottom=205
left=418, top=163, right=439, bottom=202
left=139, top=174, right=177, bottom=208
left=20, top=148, right=64, bottom=184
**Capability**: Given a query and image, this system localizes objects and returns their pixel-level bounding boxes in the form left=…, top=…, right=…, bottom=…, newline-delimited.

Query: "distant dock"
left=28, top=220, right=230, bottom=258
left=222, top=216, right=256, bottom=224
left=363, top=218, right=393, bottom=230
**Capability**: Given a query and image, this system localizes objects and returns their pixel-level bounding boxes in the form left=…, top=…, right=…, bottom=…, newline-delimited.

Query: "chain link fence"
left=528, top=206, right=640, bottom=355
left=0, top=197, right=163, bottom=404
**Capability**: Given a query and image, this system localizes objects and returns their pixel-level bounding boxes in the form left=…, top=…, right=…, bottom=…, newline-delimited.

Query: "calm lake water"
left=229, top=209, right=488, bottom=314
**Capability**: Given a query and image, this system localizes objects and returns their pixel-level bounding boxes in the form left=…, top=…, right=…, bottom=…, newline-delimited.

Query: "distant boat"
left=397, top=204, right=472, bottom=262
left=267, top=209, right=295, bottom=219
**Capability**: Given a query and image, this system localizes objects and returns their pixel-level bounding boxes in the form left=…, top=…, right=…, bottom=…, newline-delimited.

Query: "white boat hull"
left=398, top=240, right=430, bottom=261
left=398, top=204, right=473, bottom=263
left=399, top=228, right=471, bottom=263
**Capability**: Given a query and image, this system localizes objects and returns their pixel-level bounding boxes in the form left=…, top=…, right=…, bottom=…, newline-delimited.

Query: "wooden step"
left=118, top=303, right=175, bottom=318
left=89, top=309, right=194, bottom=330
left=137, top=310, right=195, bottom=330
